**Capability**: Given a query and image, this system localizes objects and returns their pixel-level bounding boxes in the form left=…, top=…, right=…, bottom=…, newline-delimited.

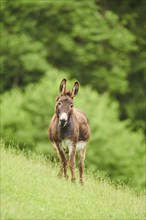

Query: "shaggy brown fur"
left=48, top=79, right=90, bottom=184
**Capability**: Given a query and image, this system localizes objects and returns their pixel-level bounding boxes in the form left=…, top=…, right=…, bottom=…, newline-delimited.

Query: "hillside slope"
left=1, top=147, right=145, bottom=220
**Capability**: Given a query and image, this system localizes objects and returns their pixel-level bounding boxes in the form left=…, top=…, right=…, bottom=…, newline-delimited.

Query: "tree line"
left=1, top=0, right=145, bottom=132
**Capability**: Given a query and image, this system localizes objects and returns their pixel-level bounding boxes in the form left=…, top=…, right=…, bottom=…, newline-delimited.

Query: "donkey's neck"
left=58, top=118, right=74, bottom=140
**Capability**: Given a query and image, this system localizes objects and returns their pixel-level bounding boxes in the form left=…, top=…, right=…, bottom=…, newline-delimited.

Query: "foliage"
left=0, top=27, right=49, bottom=92
left=1, top=0, right=145, bottom=132
left=1, top=0, right=136, bottom=93
left=1, top=67, right=145, bottom=190
left=99, top=0, right=146, bottom=131
left=1, top=146, right=145, bottom=220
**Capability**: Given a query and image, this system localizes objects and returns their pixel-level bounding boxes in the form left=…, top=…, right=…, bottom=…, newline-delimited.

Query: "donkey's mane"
left=64, top=90, right=72, bottom=97
left=56, top=90, right=73, bottom=101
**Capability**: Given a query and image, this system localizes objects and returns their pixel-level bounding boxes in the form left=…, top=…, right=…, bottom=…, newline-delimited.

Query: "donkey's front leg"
left=69, top=144, right=76, bottom=183
left=56, top=143, right=68, bottom=179
left=78, top=146, right=86, bottom=185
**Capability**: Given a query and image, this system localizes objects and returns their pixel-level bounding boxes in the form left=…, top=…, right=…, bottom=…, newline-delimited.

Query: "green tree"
left=2, top=0, right=143, bottom=131
left=1, top=0, right=135, bottom=94
left=99, top=0, right=146, bottom=131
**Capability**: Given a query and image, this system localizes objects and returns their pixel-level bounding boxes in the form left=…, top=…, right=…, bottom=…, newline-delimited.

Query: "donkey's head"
left=55, top=79, right=79, bottom=128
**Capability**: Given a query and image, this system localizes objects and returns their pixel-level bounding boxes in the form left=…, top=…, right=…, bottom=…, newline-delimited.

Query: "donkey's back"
left=73, top=108, right=90, bottom=142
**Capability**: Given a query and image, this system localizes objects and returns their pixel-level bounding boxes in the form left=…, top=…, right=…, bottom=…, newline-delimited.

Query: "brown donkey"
left=48, top=79, right=90, bottom=184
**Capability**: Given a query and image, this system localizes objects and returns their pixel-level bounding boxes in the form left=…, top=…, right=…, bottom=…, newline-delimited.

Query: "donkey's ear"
left=59, top=79, right=66, bottom=95
left=71, top=81, right=79, bottom=98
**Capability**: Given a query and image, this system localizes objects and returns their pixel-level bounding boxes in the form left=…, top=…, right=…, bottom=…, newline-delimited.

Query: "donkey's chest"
left=59, top=125, right=74, bottom=140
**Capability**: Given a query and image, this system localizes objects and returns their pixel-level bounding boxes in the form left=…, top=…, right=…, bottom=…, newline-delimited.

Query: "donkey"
left=48, top=79, right=90, bottom=184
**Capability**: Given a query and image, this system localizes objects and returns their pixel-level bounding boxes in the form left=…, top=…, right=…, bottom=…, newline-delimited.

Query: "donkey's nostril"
left=59, top=119, right=67, bottom=127
left=60, top=119, right=66, bottom=123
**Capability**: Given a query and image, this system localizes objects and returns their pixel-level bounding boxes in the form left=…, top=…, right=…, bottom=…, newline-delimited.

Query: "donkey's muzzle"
left=59, top=112, right=68, bottom=127
left=59, top=119, right=67, bottom=127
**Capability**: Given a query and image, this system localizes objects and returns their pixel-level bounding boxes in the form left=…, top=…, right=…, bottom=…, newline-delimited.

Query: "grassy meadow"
left=1, top=2, right=145, bottom=220
left=1, top=145, right=145, bottom=220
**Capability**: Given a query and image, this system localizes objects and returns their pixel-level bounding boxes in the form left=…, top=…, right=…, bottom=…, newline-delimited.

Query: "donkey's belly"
left=62, top=139, right=86, bottom=155
left=76, top=141, right=86, bottom=151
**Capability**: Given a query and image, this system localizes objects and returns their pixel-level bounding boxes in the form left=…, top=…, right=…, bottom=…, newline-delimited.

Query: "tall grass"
left=1, top=146, right=145, bottom=220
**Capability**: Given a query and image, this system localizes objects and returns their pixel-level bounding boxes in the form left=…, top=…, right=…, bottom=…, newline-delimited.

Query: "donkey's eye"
left=70, top=104, right=73, bottom=108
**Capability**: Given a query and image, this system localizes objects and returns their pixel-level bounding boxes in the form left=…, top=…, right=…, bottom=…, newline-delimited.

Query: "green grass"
left=1, top=146, right=145, bottom=220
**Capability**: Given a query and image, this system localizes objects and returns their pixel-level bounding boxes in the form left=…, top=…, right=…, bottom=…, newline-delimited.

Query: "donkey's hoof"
left=71, top=178, right=76, bottom=183
left=57, top=172, right=63, bottom=178
left=57, top=175, right=62, bottom=179
left=80, top=180, right=84, bottom=186
left=64, top=174, right=69, bottom=180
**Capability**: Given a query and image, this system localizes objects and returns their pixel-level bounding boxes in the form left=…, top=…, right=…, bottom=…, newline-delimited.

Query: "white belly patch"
left=61, top=140, right=86, bottom=156
left=76, top=141, right=86, bottom=151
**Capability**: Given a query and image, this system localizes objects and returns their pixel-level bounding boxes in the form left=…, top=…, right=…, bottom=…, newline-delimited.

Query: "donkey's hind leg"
left=78, top=146, right=86, bottom=185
